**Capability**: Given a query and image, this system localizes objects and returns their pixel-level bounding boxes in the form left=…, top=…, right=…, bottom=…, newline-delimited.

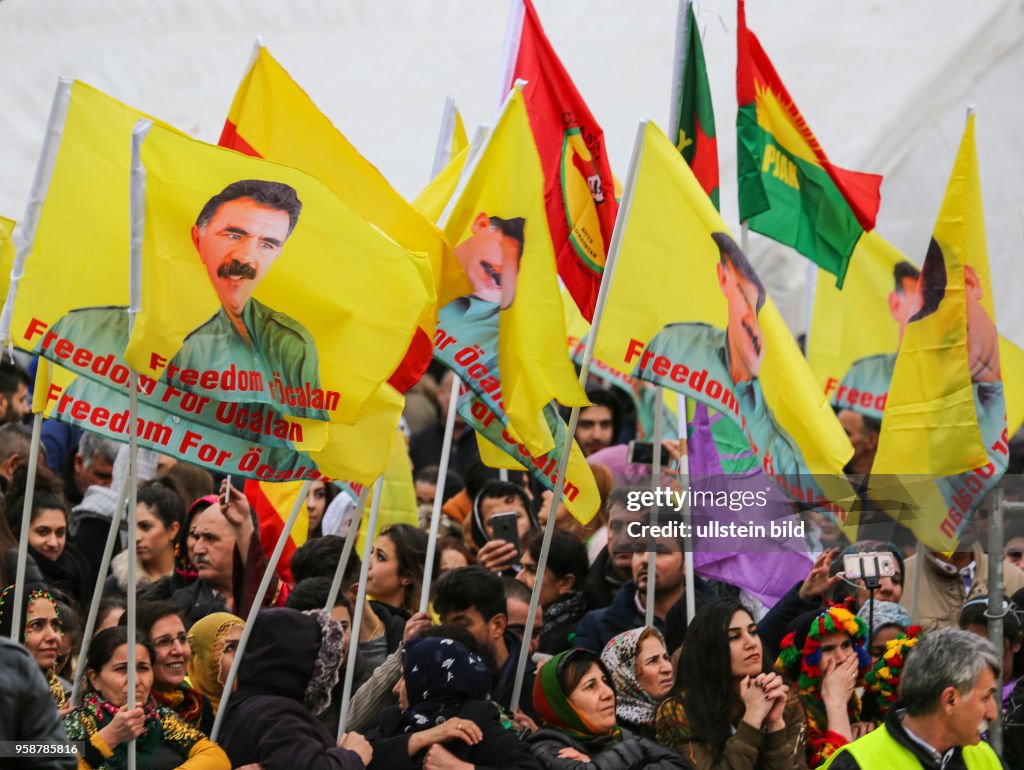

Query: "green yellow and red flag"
left=736, top=0, right=882, bottom=287
left=673, top=0, right=719, bottom=209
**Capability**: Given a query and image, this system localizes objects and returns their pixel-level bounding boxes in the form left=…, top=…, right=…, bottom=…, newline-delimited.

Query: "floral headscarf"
left=398, top=637, right=492, bottom=733
left=0, top=584, right=66, bottom=709
left=861, top=627, right=923, bottom=724
left=775, top=606, right=872, bottom=766
left=600, top=627, right=665, bottom=727
left=533, top=648, right=622, bottom=743
left=185, top=611, right=243, bottom=711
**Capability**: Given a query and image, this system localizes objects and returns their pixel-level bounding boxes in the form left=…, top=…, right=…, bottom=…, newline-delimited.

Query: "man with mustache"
left=434, top=212, right=525, bottom=425
left=168, top=179, right=324, bottom=420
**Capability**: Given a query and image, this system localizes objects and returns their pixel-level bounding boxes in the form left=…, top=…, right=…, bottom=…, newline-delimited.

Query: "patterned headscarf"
left=398, top=637, right=492, bottom=733
left=185, top=611, right=243, bottom=712
left=775, top=606, right=871, bottom=766
left=533, top=648, right=622, bottom=743
left=600, top=627, right=666, bottom=727
left=0, top=584, right=66, bottom=708
left=861, top=627, right=923, bottom=724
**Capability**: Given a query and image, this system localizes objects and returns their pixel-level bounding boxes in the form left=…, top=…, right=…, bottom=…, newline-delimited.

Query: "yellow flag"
left=463, top=393, right=600, bottom=524
left=869, top=116, right=1007, bottom=552
left=450, top=109, right=469, bottom=159
left=223, top=45, right=466, bottom=311
left=0, top=216, right=14, bottom=296
left=122, top=121, right=431, bottom=426
left=414, top=144, right=470, bottom=225
left=355, top=427, right=419, bottom=557
left=809, top=229, right=1024, bottom=433
left=873, top=115, right=993, bottom=476
left=435, top=85, right=588, bottom=456
left=595, top=121, right=854, bottom=515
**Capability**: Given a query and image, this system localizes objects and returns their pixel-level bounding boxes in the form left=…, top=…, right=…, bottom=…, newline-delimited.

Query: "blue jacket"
left=573, top=581, right=665, bottom=653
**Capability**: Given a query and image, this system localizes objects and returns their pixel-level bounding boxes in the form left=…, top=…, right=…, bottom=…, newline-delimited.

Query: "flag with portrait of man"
left=433, top=84, right=588, bottom=457
left=594, top=120, right=857, bottom=520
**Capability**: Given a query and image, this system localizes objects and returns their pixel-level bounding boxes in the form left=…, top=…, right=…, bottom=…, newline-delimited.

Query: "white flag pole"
left=124, top=117, right=154, bottom=770
left=493, top=0, right=526, bottom=120
left=70, top=472, right=131, bottom=705
left=337, top=475, right=386, bottom=739
left=323, top=485, right=371, bottom=613
left=646, top=389, right=664, bottom=628
left=509, top=118, right=649, bottom=714
left=430, top=96, right=459, bottom=179
left=0, top=78, right=72, bottom=347
left=419, top=378, right=460, bottom=613
left=211, top=478, right=312, bottom=742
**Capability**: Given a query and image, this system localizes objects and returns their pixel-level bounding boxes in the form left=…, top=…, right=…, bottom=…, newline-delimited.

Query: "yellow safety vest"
left=821, top=723, right=1003, bottom=770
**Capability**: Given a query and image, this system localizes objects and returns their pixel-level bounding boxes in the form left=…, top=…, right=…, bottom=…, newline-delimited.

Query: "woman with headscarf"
left=600, top=627, right=673, bottom=738
left=368, top=636, right=541, bottom=769
left=186, top=611, right=244, bottom=713
left=655, top=599, right=806, bottom=770
left=63, top=625, right=230, bottom=769
left=528, top=648, right=690, bottom=769
left=0, top=584, right=69, bottom=713
left=218, top=607, right=373, bottom=769
left=775, top=606, right=873, bottom=767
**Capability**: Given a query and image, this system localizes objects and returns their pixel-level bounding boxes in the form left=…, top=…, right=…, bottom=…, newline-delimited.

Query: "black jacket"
left=220, top=608, right=364, bottom=770
left=582, top=549, right=626, bottom=611
left=494, top=629, right=538, bottom=720
left=826, top=706, right=1006, bottom=770
left=528, top=726, right=692, bottom=770
left=573, top=581, right=667, bottom=654
left=31, top=543, right=94, bottom=609
left=2, top=547, right=44, bottom=587
left=368, top=699, right=541, bottom=770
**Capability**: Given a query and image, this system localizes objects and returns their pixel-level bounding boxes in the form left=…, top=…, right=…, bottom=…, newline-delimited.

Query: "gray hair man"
left=73, top=433, right=118, bottom=498
left=823, top=627, right=1002, bottom=769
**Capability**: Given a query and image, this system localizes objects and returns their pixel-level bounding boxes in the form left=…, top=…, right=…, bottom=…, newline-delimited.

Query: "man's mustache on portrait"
left=218, top=260, right=258, bottom=280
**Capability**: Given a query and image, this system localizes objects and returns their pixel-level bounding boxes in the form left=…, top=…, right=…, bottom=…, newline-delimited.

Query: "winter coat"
left=31, top=543, right=94, bottom=609
left=528, top=726, right=692, bottom=770
left=900, top=542, right=1024, bottom=630
left=573, top=581, right=667, bottom=654
left=219, top=608, right=364, bottom=770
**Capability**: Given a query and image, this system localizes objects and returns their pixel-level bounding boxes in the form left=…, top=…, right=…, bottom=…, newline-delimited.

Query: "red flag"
left=507, top=0, right=619, bottom=321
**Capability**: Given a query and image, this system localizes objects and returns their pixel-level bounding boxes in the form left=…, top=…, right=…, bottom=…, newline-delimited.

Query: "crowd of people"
left=0, top=357, right=1021, bottom=769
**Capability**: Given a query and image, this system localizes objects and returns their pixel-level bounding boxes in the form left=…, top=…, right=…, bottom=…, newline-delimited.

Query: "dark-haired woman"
left=305, top=479, right=339, bottom=539
left=655, top=599, right=806, bottom=769
left=357, top=524, right=435, bottom=670
left=519, top=531, right=589, bottom=655
left=368, top=636, right=541, bottom=770
left=106, top=479, right=184, bottom=596
left=5, top=465, right=93, bottom=607
left=0, top=584, right=70, bottom=713
left=64, top=626, right=229, bottom=769
left=131, top=600, right=214, bottom=734
left=528, top=648, right=690, bottom=769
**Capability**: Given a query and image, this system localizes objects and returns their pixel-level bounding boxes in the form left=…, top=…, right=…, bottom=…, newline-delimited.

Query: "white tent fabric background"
left=1, top=0, right=1022, bottom=343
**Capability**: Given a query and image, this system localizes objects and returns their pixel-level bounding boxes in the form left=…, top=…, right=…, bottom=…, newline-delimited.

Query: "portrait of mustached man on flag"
left=45, top=177, right=326, bottom=423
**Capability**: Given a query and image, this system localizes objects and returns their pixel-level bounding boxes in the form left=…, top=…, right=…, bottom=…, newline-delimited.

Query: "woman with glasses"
left=64, top=625, right=230, bottom=770
left=528, top=647, right=690, bottom=769
left=656, top=599, right=806, bottom=769
left=128, top=600, right=214, bottom=734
